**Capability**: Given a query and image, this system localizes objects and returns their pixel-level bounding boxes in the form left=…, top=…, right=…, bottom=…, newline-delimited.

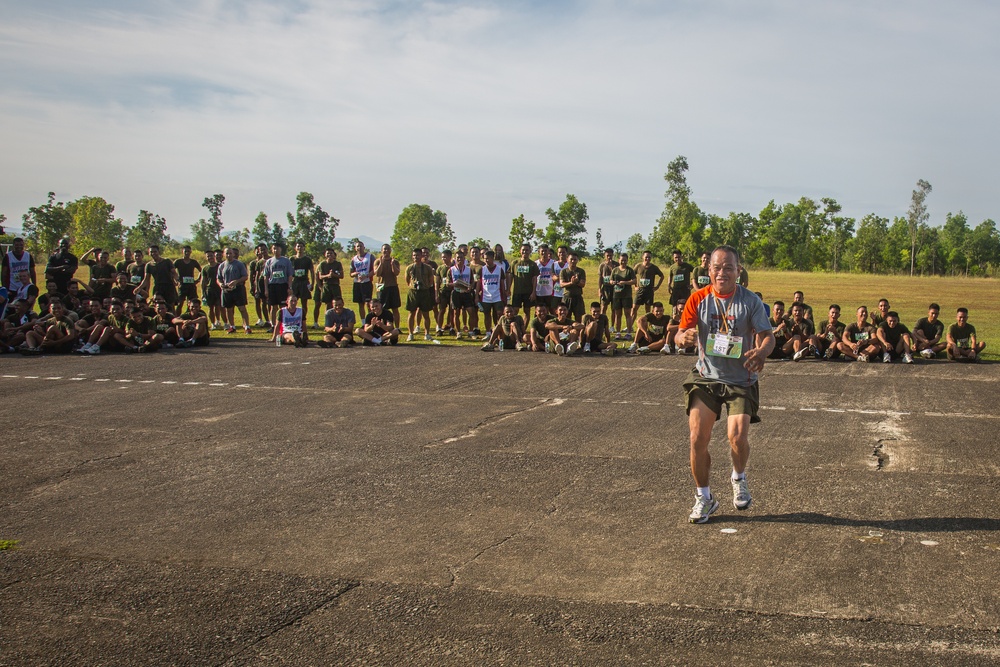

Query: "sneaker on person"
left=627, top=343, right=638, bottom=354
left=857, top=353, right=868, bottom=363
left=583, top=342, right=591, bottom=353
left=424, top=333, right=432, bottom=341
left=227, top=325, right=236, bottom=334
left=515, top=342, right=527, bottom=351
left=660, top=346, right=673, bottom=355
left=732, top=477, right=752, bottom=510
left=481, top=343, right=494, bottom=352
left=448, top=327, right=456, bottom=336
left=823, top=347, right=835, bottom=359
left=337, top=339, right=350, bottom=348
left=637, top=346, right=651, bottom=355
left=601, top=347, right=615, bottom=357
left=688, top=494, right=719, bottom=524
left=566, top=341, right=580, bottom=355
left=472, top=328, right=481, bottom=337
left=809, top=344, right=820, bottom=359
left=406, top=333, right=415, bottom=342
left=903, top=352, right=914, bottom=364
left=882, top=351, right=892, bottom=363
left=555, top=343, right=565, bottom=356
left=920, top=348, right=935, bottom=359
left=455, top=331, right=464, bottom=340
left=254, top=319, right=264, bottom=327
left=244, top=326, right=253, bottom=334
left=792, top=348, right=806, bottom=361
left=87, top=344, right=101, bottom=355
left=435, top=327, right=443, bottom=335
left=371, top=336, right=382, bottom=345
left=545, top=341, right=554, bottom=354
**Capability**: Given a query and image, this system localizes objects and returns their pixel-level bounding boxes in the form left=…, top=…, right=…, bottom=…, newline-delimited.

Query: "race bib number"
left=182, top=276, right=195, bottom=284
left=649, top=324, right=664, bottom=336
left=285, top=324, right=301, bottom=333
left=614, top=285, right=623, bottom=293
left=958, top=338, right=971, bottom=349
left=130, top=276, right=142, bottom=284
left=697, top=275, right=710, bottom=286
left=639, top=278, right=651, bottom=287
left=826, top=331, right=837, bottom=341
left=517, top=265, right=530, bottom=275
left=272, top=270, right=286, bottom=280
left=707, top=333, right=743, bottom=359
left=854, top=332, right=869, bottom=341
left=294, top=269, right=306, bottom=278
left=602, top=275, right=611, bottom=284
left=673, top=274, right=685, bottom=283
left=537, top=276, right=550, bottom=287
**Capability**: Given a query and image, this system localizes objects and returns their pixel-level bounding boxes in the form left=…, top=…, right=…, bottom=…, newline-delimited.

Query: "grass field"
left=74, top=261, right=997, bottom=359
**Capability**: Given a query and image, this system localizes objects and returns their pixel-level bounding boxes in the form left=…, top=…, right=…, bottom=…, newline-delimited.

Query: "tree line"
left=5, top=160, right=999, bottom=276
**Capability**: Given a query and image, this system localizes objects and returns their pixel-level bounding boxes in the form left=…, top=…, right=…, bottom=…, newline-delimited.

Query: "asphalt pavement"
left=2, top=340, right=999, bottom=665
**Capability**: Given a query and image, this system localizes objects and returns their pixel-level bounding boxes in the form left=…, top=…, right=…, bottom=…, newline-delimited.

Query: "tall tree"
left=542, top=194, right=588, bottom=252
left=127, top=209, right=170, bottom=250
left=508, top=214, right=540, bottom=250
left=66, top=196, right=126, bottom=254
left=390, top=204, right=454, bottom=255
left=286, top=192, right=339, bottom=256
left=906, top=179, right=932, bottom=276
left=22, top=192, right=73, bottom=254
left=851, top=214, right=889, bottom=273
left=190, top=194, right=226, bottom=250
left=965, top=219, right=1000, bottom=275
left=625, top=232, right=646, bottom=259
left=251, top=212, right=273, bottom=247
left=649, top=156, right=705, bottom=260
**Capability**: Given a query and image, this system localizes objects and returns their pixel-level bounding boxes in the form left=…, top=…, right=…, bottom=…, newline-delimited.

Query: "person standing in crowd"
left=350, top=240, right=375, bottom=322
left=45, top=238, right=78, bottom=294
left=263, top=243, right=293, bottom=329
left=313, top=247, right=343, bottom=330
left=405, top=248, right=436, bottom=341
left=217, top=246, right=253, bottom=334
left=173, top=245, right=201, bottom=314
left=3, top=237, right=37, bottom=294
left=373, top=244, right=401, bottom=329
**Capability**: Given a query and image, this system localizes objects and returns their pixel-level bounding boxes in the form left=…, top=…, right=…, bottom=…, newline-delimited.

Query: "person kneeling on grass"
left=582, top=301, right=616, bottom=356
left=172, top=298, right=211, bottom=348
left=355, top=298, right=399, bottom=346
left=545, top=303, right=583, bottom=355
left=319, top=297, right=356, bottom=348
left=20, top=300, right=77, bottom=355
left=947, top=307, right=986, bottom=362
left=482, top=303, right=526, bottom=351
left=273, top=294, right=308, bottom=347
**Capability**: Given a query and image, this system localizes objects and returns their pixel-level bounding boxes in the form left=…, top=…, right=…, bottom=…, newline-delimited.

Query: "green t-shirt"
left=292, top=256, right=314, bottom=282
left=510, top=259, right=540, bottom=295
left=634, top=263, right=663, bottom=291
left=611, top=266, right=636, bottom=296
left=693, top=266, right=711, bottom=288
left=914, top=317, right=944, bottom=341
left=668, top=262, right=694, bottom=294
left=818, top=320, right=846, bottom=342
left=405, top=263, right=435, bottom=291
left=949, top=323, right=976, bottom=348
left=559, top=267, right=586, bottom=297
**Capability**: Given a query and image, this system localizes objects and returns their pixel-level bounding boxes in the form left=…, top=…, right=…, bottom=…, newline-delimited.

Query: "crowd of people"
left=0, top=237, right=988, bottom=363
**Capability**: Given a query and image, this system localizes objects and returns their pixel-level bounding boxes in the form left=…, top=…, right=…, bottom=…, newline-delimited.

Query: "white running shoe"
left=254, top=319, right=264, bottom=327
left=424, top=333, right=432, bottom=341
left=406, top=333, right=415, bottom=342
left=732, top=477, right=752, bottom=510
left=857, top=353, right=868, bottom=363
left=555, top=343, right=565, bottom=356
left=583, top=342, right=591, bottom=353
left=660, top=346, right=673, bottom=355
left=920, top=348, right=935, bottom=359
left=883, top=352, right=892, bottom=363
left=903, top=352, right=914, bottom=364
left=638, top=346, right=651, bottom=355
left=566, top=341, right=580, bottom=355
left=793, top=348, right=805, bottom=361
left=627, top=344, right=638, bottom=354
left=689, top=494, right=719, bottom=524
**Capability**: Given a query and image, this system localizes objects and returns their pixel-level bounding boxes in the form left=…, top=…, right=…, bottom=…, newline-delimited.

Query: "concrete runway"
left=2, top=341, right=999, bottom=665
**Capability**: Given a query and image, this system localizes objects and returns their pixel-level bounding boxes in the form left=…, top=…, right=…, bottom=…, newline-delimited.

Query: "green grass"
left=73, top=262, right=998, bottom=358
left=0, top=539, right=18, bottom=551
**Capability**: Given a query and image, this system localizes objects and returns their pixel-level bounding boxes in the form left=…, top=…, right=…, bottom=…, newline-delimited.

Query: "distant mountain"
left=334, top=235, right=384, bottom=250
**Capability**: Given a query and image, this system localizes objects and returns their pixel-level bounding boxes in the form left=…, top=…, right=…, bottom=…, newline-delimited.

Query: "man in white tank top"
left=2, top=238, right=36, bottom=293
left=477, top=250, right=507, bottom=340
left=535, top=245, right=556, bottom=310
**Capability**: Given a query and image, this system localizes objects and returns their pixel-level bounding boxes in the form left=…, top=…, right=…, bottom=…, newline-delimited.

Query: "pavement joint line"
left=68, top=377, right=85, bottom=381
left=209, top=383, right=228, bottom=386
left=139, top=380, right=155, bottom=383
left=184, top=382, right=202, bottom=385
left=116, top=379, right=132, bottom=383
left=94, top=378, right=109, bottom=382
left=161, top=381, right=176, bottom=384
left=44, top=377, right=62, bottom=380
left=23, top=376, right=38, bottom=379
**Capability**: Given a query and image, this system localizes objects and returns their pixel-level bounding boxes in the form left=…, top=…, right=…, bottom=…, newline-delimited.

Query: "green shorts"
left=683, top=371, right=760, bottom=424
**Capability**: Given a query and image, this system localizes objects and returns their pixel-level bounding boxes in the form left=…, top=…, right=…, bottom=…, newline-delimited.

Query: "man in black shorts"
left=509, top=243, right=539, bottom=324
left=947, top=307, right=986, bottom=362
left=597, top=248, right=615, bottom=317
left=263, top=243, right=293, bottom=327
left=290, top=241, right=315, bottom=326
left=768, top=300, right=792, bottom=359
left=138, top=245, right=179, bottom=308
left=667, top=249, right=694, bottom=307
left=630, top=250, right=664, bottom=324
left=373, top=244, right=401, bottom=329
left=217, top=246, right=252, bottom=334
left=582, top=301, right=616, bottom=356
left=559, top=252, right=586, bottom=322
left=811, top=304, right=846, bottom=360
left=314, top=247, right=343, bottom=329
left=482, top=303, right=525, bottom=351
left=526, top=302, right=551, bottom=351
left=434, top=249, right=454, bottom=335
left=201, top=249, right=222, bottom=328
left=248, top=243, right=270, bottom=327
left=356, top=298, right=399, bottom=346
left=610, top=252, right=636, bottom=339
left=350, top=240, right=375, bottom=322
left=789, top=303, right=816, bottom=361
left=405, top=248, right=436, bottom=341
left=173, top=245, right=201, bottom=313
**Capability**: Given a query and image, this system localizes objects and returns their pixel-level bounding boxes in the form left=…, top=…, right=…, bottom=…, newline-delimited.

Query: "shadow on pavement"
left=722, top=512, right=1000, bottom=532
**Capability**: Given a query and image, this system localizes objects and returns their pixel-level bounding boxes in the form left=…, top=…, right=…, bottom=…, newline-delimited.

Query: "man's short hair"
left=590, top=301, right=600, bottom=309
left=672, top=248, right=682, bottom=255
left=887, top=311, right=899, bottom=319
left=652, top=301, right=664, bottom=309
left=829, top=304, right=841, bottom=311
left=878, top=298, right=889, bottom=306
left=773, top=300, right=785, bottom=308
left=485, top=250, right=496, bottom=260
left=569, top=251, right=579, bottom=259
left=712, top=245, right=740, bottom=264
left=957, top=307, right=969, bottom=315
left=929, top=303, right=940, bottom=311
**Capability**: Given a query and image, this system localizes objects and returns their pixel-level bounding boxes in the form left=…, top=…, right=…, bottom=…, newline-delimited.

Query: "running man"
left=675, top=246, right=774, bottom=524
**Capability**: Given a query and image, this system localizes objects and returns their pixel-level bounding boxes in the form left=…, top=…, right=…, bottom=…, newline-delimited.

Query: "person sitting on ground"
left=870, top=298, right=891, bottom=328
left=272, top=293, right=308, bottom=347
left=767, top=301, right=792, bottom=359
left=110, top=272, right=135, bottom=304
left=628, top=301, right=670, bottom=354
left=581, top=301, right=616, bottom=356
left=152, top=299, right=179, bottom=348
left=82, top=300, right=130, bottom=355
left=790, top=291, right=813, bottom=323
left=665, top=298, right=695, bottom=355
left=840, top=306, right=881, bottom=362
left=913, top=303, right=947, bottom=359
left=545, top=303, right=583, bottom=355
left=320, top=297, right=356, bottom=348
left=119, top=305, right=164, bottom=353
left=172, top=297, right=211, bottom=348
left=947, top=307, right=986, bottom=362
left=4, top=299, right=37, bottom=350
left=356, top=298, right=399, bottom=346
left=876, top=311, right=914, bottom=364
left=482, top=303, right=525, bottom=351
left=21, top=300, right=76, bottom=355
left=73, top=300, right=107, bottom=351
left=526, top=302, right=551, bottom=352
left=811, top=304, right=846, bottom=360
left=789, top=303, right=816, bottom=361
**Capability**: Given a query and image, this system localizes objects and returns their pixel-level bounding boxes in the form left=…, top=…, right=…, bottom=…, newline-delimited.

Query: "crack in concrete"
left=872, top=439, right=892, bottom=471
left=215, top=581, right=360, bottom=667
left=446, top=474, right=583, bottom=589
left=56, top=452, right=130, bottom=480
left=425, top=398, right=565, bottom=449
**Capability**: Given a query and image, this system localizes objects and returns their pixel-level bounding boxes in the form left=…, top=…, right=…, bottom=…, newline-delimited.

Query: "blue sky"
left=2, top=0, right=998, bottom=248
